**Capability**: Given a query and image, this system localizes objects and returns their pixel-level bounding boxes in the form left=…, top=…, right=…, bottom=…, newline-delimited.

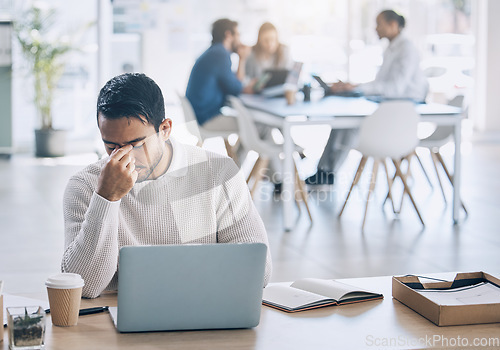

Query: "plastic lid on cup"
left=45, top=273, right=84, bottom=289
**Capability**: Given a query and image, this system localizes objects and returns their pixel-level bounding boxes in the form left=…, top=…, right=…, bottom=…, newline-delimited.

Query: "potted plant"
left=7, top=306, right=46, bottom=349
left=14, top=4, right=76, bottom=157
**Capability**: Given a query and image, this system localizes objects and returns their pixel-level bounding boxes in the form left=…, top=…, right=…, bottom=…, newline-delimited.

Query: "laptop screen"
left=262, top=69, right=289, bottom=88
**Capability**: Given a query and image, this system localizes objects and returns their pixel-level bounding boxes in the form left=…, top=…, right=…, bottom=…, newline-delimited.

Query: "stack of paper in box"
left=392, top=272, right=500, bottom=326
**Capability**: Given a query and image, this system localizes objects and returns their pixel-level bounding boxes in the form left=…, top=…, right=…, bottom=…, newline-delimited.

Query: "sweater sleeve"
left=61, top=176, right=121, bottom=298
left=213, top=158, right=272, bottom=286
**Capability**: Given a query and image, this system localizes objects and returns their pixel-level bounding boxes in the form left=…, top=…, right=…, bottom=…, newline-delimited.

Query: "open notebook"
left=263, top=278, right=383, bottom=312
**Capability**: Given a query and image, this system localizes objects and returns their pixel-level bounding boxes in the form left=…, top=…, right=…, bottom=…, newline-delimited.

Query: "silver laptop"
left=109, top=243, right=267, bottom=332
left=261, top=61, right=303, bottom=97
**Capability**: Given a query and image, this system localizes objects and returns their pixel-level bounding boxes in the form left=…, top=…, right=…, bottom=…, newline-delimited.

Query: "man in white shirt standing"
left=306, top=9, right=428, bottom=186
left=62, top=73, right=272, bottom=298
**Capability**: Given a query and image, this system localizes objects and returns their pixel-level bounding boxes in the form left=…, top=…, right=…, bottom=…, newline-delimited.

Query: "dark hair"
left=253, top=22, right=286, bottom=66
left=211, top=18, right=238, bottom=44
left=379, top=10, right=405, bottom=29
left=96, top=73, right=165, bottom=132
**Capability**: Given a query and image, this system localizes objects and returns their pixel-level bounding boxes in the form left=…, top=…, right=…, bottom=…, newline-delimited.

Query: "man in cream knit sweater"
left=62, top=73, right=271, bottom=298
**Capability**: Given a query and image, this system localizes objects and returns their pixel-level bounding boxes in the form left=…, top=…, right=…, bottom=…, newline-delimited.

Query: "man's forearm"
left=62, top=191, right=121, bottom=298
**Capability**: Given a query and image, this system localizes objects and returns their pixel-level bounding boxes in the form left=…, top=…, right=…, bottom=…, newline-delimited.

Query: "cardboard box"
left=392, top=272, right=500, bottom=326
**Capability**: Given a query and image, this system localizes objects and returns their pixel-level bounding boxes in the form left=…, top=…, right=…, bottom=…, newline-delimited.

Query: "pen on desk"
left=79, top=306, right=109, bottom=315
left=45, top=306, right=109, bottom=316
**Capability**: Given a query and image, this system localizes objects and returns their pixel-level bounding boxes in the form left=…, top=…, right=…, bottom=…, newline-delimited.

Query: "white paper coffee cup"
left=45, top=273, right=84, bottom=327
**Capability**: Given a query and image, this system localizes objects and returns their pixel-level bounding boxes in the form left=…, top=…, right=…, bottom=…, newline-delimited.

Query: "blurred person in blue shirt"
left=186, top=19, right=255, bottom=132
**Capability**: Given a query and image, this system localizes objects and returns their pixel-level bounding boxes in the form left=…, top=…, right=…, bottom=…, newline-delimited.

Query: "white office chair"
left=415, top=95, right=468, bottom=214
left=228, top=96, right=312, bottom=222
left=177, top=92, right=240, bottom=162
left=338, top=101, right=424, bottom=231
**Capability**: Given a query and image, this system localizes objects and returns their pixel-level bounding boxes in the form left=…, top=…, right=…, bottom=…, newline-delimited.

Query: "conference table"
left=240, top=93, right=464, bottom=231
left=3, top=273, right=499, bottom=349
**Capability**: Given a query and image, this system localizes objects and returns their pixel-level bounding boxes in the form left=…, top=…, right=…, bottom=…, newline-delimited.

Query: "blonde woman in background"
left=245, top=22, right=294, bottom=192
left=246, top=22, right=292, bottom=80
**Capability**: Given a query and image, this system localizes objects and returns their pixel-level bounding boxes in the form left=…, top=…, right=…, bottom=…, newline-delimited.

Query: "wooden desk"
left=3, top=274, right=499, bottom=349
left=240, top=94, right=464, bottom=231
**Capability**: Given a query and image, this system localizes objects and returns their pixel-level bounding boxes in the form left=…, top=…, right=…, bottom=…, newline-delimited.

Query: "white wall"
left=472, top=0, right=500, bottom=132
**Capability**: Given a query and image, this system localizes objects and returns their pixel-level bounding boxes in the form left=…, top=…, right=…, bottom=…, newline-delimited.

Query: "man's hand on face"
left=97, top=145, right=138, bottom=202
